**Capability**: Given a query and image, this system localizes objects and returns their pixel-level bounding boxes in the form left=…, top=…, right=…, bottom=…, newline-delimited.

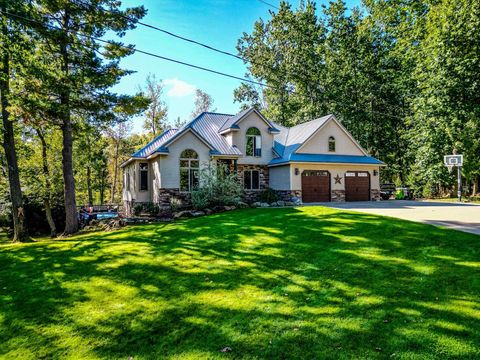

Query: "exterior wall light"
left=373, top=170, right=378, bottom=176
left=295, top=168, right=299, bottom=175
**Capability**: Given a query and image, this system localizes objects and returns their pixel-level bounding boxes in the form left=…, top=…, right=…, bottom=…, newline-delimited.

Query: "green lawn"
left=0, top=207, right=479, bottom=359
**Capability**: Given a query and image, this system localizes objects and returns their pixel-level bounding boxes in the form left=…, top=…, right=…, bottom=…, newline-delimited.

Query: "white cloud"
left=163, top=78, right=196, bottom=97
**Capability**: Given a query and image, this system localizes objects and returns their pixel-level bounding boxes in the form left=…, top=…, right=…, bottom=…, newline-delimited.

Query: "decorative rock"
left=252, top=202, right=261, bottom=208
left=260, top=202, right=270, bottom=207
left=191, top=211, right=205, bottom=217
left=291, top=197, right=303, bottom=205
left=212, top=205, right=226, bottom=213
left=284, top=201, right=294, bottom=207
left=237, top=201, right=249, bottom=208
left=277, top=200, right=286, bottom=207
left=204, top=208, right=213, bottom=215
left=173, top=210, right=194, bottom=219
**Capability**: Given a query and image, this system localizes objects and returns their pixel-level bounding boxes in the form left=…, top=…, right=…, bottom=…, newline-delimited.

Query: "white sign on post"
left=444, top=154, right=463, bottom=201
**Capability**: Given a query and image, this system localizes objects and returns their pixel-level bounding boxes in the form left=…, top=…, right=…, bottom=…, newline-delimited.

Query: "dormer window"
left=246, top=127, right=262, bottom=157
left=328, top=136, right=336, bottom=152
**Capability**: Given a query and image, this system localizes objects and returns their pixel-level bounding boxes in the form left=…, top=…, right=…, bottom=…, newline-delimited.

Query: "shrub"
left=258, top=187, right=279, bottom=204
left=395, top=188, right=405, bottom=200
left=170, top=197, right=182, bottom=212
left=133, top=203, right=143, bottom=216
left=191, top=164, right=243, bottom=210
left=145, top=202, right=159, bottom=216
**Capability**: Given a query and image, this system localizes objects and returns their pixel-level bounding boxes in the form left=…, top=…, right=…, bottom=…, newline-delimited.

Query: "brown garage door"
left=302, top=170, right=330, bottom=202
left=345, top=171, right=370, bottom=201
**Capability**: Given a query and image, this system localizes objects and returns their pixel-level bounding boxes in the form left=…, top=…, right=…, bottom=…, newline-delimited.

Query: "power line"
left=74, top=0, right=246, bottom=62
left=1, top=10, right=406, bottom=120
left=1, top=10, right=272, bottom=89
left=258, top=0, right=280, bottom=10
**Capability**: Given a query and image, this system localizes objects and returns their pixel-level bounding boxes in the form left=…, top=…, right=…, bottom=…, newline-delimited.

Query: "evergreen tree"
left=9, top=0, right=146, bottom=234
left=0, top=1, right=30, bottom=242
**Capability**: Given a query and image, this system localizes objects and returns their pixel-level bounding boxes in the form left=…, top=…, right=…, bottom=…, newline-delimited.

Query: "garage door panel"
left=302, top=171, right=330, bottom=202
left=345, top=171, right=370, bottom=201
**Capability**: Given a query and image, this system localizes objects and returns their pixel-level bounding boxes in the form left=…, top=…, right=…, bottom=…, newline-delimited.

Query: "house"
left=121, top=108, right=384, bottom=214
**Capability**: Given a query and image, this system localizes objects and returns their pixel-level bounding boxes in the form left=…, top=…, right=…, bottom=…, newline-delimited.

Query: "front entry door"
left=301, top=170, right=330, bottom=202
left=345, top=171, right=370, bottom=201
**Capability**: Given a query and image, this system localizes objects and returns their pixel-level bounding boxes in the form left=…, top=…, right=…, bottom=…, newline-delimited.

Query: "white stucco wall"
left=151, top=157, right=161, bottom=203
left=297, top=120, right=365, bottom=156
left=159, top=130, right=212, bottom=189
left=121, top=160, right=151, bottom=202
left=269, top=165, right=291, bottom=190
left=230, top=112, right=274, bottom=165
left=288, top=163, right=380, bottom=191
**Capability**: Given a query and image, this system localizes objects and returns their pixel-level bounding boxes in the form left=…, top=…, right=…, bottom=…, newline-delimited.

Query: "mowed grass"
left=0, top=207, right=479, bottom=359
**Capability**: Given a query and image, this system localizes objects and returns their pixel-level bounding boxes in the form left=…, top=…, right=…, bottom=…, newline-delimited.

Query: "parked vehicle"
left=380, top=183, right=396, bottom=200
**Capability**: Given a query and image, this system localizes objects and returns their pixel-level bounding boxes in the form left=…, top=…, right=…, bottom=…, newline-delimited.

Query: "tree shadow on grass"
left=0, top=207, right=479, bottom=359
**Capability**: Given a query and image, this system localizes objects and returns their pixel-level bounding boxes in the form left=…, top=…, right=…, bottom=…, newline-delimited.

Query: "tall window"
left=180, top=149, right=199, bottom=192
left=328, top=136, right=336, bottom=152
left=246, top=127, right=262, bottom=157
left=244, top=170, right=260, bottom=190
left=139, top=163, right=148, bottom=191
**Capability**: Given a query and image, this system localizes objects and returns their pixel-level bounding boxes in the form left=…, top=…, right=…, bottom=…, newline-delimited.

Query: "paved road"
left=319, top=200, right=480, bottom=235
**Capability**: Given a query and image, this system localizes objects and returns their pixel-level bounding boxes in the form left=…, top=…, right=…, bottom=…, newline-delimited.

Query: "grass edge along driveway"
left=0, top=206, right=479, bottom=359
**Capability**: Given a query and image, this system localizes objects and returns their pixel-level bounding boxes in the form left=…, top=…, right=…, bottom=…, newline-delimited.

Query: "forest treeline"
left=233, top=0, right=480, bottom=195
left=1, top=0, right=479, bottom=241
left=0, top=0, right=217, bottom=241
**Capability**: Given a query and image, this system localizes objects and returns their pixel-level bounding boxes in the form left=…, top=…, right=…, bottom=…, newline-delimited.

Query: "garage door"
left=345, top=171, right=370, bottom=201
left=301, top=170, right=330, bottom=202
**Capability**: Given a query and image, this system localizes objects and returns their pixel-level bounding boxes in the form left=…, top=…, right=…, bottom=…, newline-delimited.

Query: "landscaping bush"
left=258, top=187, right=279, bottom=204
left=395, top=188, right=405, bottom=200
left=144, top=202, right=159, bottom=216
left=0, top=204, right=11, bottom=228
left=191, top=164, right=243, bottom=210
left=133, top=204, right=143, bottom=216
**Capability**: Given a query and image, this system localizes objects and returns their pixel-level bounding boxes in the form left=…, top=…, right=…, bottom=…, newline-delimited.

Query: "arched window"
left=180, top=149, right=199, bottom=192
left=328, top=136, right=336, bottom=152
left=246, top=127, right=262, bottom=157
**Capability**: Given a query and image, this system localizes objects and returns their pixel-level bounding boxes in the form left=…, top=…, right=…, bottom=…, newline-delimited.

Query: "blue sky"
left=113, top=0, right=360, bottom=133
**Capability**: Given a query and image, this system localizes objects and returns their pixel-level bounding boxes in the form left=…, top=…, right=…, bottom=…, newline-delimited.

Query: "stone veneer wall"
left=157, top=188, right=191, bottom=216
left=370, top=189, right=381, bottom=201
left=331, top=190, right=345, bottom=202
left=276, top=190, right=302, bottom=202
left=237, top=164, right=269, bottom=202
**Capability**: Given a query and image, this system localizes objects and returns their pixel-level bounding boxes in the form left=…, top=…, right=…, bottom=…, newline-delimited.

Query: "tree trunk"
left=110, top=141, right=119, bottom=203
left=99, top=169, right=106, bottom=205
left=60, top=9, right=78, bottom=234
left=36, top=128, right=56, bottom=237
left=87, top=165, right=93, bottom=205
left=61, top=112, right=78, bottom=234
left=0, top=12, right=29, bottom=242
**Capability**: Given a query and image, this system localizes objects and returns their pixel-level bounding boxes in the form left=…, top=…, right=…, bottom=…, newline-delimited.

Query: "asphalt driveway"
left=321, top=200, right=480, bottom=235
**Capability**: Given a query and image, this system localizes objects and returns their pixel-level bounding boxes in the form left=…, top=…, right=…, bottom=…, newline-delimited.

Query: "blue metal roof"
left=218, top=108, right=277, bottom=133
left=129, top=109, right=384, bottom=167
left=130, top=111, right=243, bottom=158
left=218, top=108, right=251, bottom=132
left=269, top=115, right=384, bottom=166
left=269, top=153, right=385, bottom=166
left=132, top=129, right=178, bottom=157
